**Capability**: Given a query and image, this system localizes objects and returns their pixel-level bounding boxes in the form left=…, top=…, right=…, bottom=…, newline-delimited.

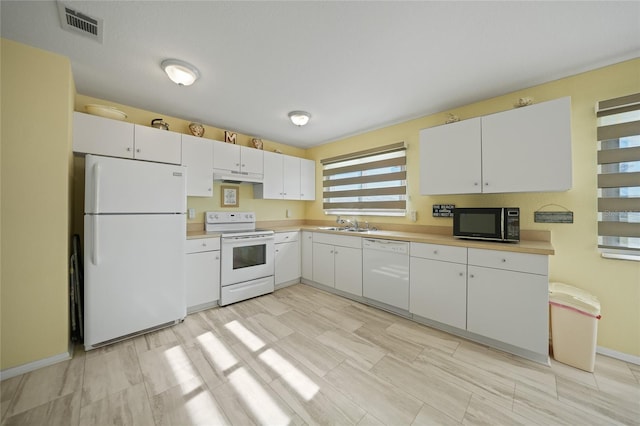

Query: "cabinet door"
left=312, top=242, right=335, bottom=287
left=181, top=135, right=213, bottom=197
left=419, top=118, right=482, bottom=195
left=300, top=158, right=316, bottom=200
left=275, top=240, right=301, bottom=285
left=467, top=265, right=548, bottom=355
left=481, top=97, right=572, bottom=193
left=260, top=151, right=284, bottom=199
left=185, top=250, right=220, bottom=311
left=73, top=112, right=134, bottom=158
left=213, top=140, right=240, bottom=172
left=133, top=125, right=182, bottom=164
left=283, top=155, right=301, bottom=200
left=240, top=146, right=264, bottom=175
left=409, top=257, right=467, bottom=329
left=334, top=246, right=362, bottom=296
left=301, top=231, right=313, bottom=280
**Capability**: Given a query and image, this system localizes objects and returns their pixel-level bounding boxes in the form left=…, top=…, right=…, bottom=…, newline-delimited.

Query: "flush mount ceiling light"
left=161, top=59, right=200, bottom=86
left=288, top=111, right=311, bottom=126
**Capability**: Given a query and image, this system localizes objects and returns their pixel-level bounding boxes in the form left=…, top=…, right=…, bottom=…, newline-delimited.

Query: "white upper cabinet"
left=212, top=140, right=263, bottom=180
left=420, top=117, right=482, bottom=195
left=260, top=151, right=285, bottom=199
left=73, top=112, right=182, bottom=165
left=133, top=124, right=182, bottom=165
left=255, top=152, right=316, bottom=200
left=420, top=97, right=572, bottom=195
left=481, top=97, right=572, bottom=193
left=283, top=155, right=301, bottom=200
left=181, top=134, right=213, bottom=197
left=73, top=112, right=134, bottom=158
left=300, top=158, right=316, bottom=200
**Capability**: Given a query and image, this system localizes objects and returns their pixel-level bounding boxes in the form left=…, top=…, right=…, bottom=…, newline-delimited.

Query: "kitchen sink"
left=316, top=226, right=374, bottom=233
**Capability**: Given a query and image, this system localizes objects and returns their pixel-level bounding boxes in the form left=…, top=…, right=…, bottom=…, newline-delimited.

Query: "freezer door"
left=85, top=154, right=186, bottom=214
left=84, top=214, right=186, bottom=348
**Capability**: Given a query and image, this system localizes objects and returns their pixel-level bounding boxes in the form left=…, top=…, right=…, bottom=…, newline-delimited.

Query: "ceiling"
left=2, top=1, right=639, bottom=148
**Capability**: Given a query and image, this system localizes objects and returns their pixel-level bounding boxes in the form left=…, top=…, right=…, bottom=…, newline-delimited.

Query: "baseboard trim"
left=597, top=346, right=640, bottom=365
left=1, top=346, right=73, bottom=381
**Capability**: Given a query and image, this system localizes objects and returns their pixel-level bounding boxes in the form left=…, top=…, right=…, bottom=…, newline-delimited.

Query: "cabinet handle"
left=485, top=182, right=489, bottom=186
left=469, top=274, right=475, bottom=278
left=242, top=163, right=246, bottom=167
left=433, top=250, right=438, bottom=254
left=459, top=272, right=464, bottom=276
left=235, top=163, right=240, bottom=166
left=202, top=242, right=207, bottom=247
left=208, top=188, right=212, bottom=192
left=126, top=147, right=132, bottom=152
left=501, top=258, right=507, bottom=263
left=276, top=249, right=279, bottom=253
left=474, top=182, right=478, bottom=186
left=215, top=255, right=219, bottom=260
left=334, top=250, right=338, bottom=255
left=136, top=148, right=141, bottom=153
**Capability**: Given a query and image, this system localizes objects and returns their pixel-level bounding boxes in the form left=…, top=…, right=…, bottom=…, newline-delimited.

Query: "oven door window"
left=233, top=244, right=266, bottom=270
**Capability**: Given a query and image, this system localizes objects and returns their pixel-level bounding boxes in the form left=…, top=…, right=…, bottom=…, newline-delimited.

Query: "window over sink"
left=321, top=142, right=407, bottom=217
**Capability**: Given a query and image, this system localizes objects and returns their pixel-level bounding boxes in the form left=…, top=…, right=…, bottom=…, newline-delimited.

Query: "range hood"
left=213, top=170, right=263, bottom=184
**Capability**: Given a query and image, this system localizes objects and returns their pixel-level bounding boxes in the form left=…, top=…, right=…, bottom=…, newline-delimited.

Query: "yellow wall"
left=74, top=95, right=309, bottom=229
left=1, top=39, right=74, bottom=370
left=306, top=58, right=640, bottom=357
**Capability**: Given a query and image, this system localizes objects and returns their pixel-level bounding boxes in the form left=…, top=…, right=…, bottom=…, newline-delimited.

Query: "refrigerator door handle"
left=93, top=162, right=101, bottom=213
left=92, top=215, right=99, bottom=265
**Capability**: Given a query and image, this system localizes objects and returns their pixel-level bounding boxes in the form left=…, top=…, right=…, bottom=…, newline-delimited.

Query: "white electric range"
left=206, top=212, right=275, bottom=306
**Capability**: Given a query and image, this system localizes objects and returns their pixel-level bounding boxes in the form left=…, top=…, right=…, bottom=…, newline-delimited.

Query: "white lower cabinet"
left=301, top=231, right=313, bottom=280
left=312, top=233, right=362, bottom=296
left=185, top=237, right=220, bottom=313
left=409, top=243, right=467, bottom=329
left=275, top=232, right=300, bottom=287
left=466, top=248, right=548, bottom=356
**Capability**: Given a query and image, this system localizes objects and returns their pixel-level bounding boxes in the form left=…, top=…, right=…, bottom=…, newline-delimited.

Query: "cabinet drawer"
left=410, top=243, right=467, bottom=264
left=186, top=237, right=220, bottom=253
left=275, top=231, right=299, bottom=244
left=313, top=232, right=362, bottom=248
left=468, top=248, right=547, bottom=275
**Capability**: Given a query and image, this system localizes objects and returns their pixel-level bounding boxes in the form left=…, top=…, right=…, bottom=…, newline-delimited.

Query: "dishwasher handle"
left=363, top=238, right=409, bottom=254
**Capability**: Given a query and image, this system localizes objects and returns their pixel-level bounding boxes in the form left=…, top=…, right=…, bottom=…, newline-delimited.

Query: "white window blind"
left=596, top=93, right=640, bottom=260
left=322, top=142, right=407, bottom=216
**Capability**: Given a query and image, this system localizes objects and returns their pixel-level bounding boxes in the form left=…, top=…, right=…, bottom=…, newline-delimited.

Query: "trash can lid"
left=549, top=282, right=601, bottom=316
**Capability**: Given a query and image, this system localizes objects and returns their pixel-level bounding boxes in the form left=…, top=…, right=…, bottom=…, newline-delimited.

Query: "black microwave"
left=453, top=207, right=520, bottom=242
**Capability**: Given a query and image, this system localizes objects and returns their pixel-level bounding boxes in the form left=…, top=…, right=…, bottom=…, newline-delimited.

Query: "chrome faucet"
left=336, top=216, right=359, bottom=230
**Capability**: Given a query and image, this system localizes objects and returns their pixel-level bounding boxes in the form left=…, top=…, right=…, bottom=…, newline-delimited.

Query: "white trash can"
left=549, top=282, right=601, bottom=372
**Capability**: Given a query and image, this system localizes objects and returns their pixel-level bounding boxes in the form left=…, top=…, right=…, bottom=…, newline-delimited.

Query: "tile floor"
left=2, top=284, right=639, bottom=425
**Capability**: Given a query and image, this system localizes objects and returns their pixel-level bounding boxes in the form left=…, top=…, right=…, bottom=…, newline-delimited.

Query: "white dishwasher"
left=362, top=238, right=410, bottom=310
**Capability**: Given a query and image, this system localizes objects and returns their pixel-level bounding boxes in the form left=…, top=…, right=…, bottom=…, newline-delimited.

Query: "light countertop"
left=187, top=226, right=554, bottom=255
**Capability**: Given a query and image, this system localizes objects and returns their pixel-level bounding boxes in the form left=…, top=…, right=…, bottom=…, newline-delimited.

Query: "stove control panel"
left=206, top=211, right=255, bottom=224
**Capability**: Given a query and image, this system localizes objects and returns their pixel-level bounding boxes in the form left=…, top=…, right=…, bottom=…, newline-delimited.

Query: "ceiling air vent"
left=57, top=2, right=103, bottom=43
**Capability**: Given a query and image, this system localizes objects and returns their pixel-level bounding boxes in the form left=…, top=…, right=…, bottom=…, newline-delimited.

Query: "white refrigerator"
left=84, top=154, right=186, bottom=350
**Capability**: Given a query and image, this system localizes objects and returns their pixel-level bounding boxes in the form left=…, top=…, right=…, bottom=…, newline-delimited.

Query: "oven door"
left=221, top=234, right=275, bottom=286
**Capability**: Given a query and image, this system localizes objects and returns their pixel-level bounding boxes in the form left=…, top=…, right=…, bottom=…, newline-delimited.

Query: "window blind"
left=596, top=93, right=640, bottom=260
left=322, top=142, right=407, bottom=216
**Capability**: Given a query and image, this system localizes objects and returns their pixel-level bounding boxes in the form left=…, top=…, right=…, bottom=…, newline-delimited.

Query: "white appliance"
left=205, top=212, right=275, bottom=306
left=362, top=238, right=410, bottom=310
left=84, top=154, right=186, bottom=350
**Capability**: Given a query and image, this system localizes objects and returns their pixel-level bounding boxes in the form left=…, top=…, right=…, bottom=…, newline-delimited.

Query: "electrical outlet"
left=410, top=210, right=417, bottom=222
left=188, top=208, right=195, bottom=220
left=286, top=208, right=291, bottom=218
